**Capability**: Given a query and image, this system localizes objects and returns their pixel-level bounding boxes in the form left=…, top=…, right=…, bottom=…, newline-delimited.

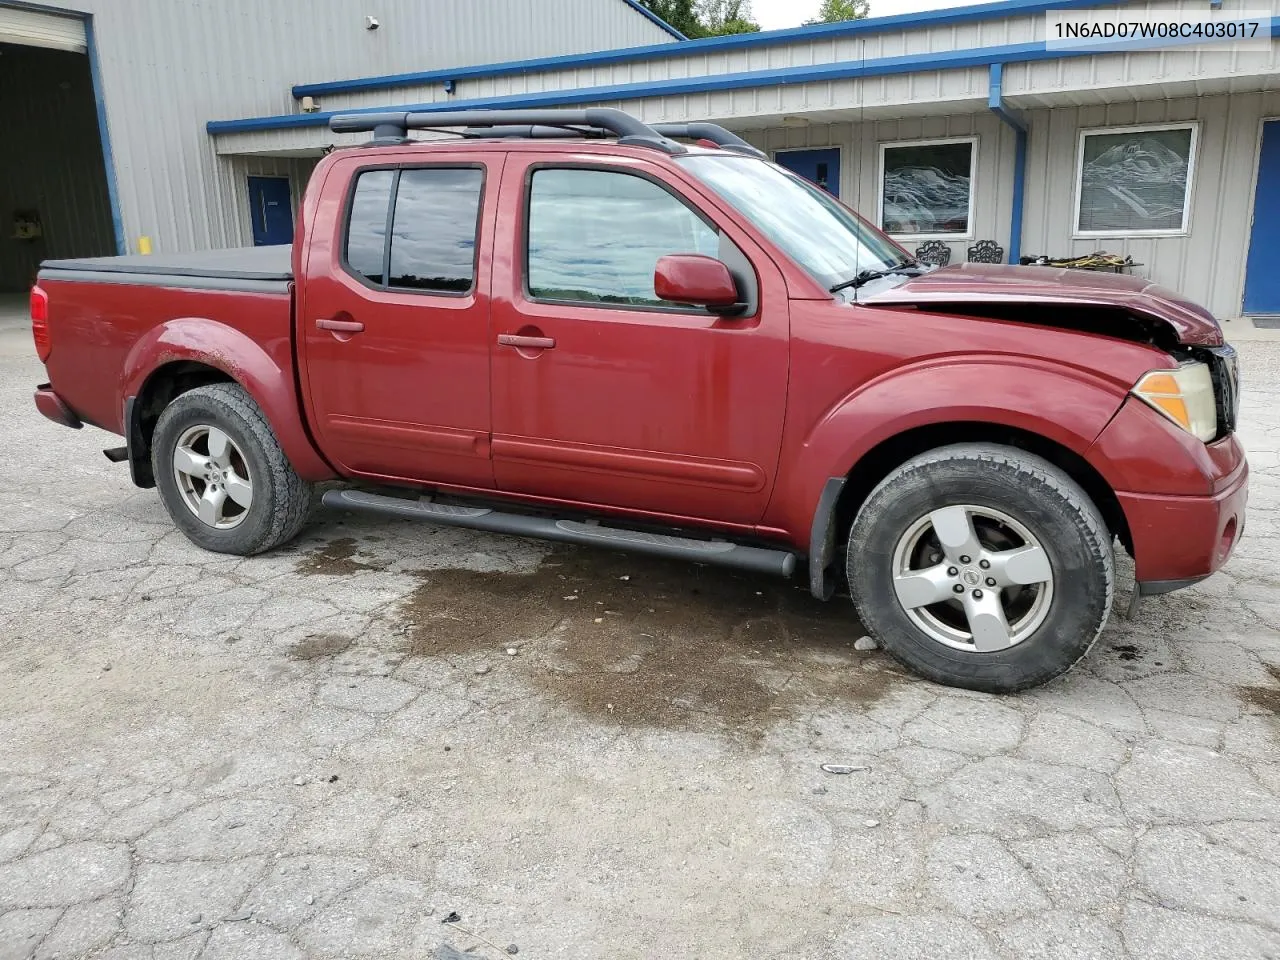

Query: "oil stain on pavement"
left=389, top=544, right=903, bottom=736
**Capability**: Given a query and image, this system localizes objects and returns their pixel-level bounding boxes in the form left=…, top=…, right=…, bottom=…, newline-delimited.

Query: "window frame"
left=339, top=162, right=487, bottom=298
left=520, top=161, right=733, bottom=316
left=877, top=136, right=979, bottom=242
left=1072, top=121, right=1199, bottom=239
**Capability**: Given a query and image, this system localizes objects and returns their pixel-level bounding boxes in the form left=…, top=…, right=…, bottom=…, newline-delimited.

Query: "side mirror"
left=654, top=254, right=744, bottom=313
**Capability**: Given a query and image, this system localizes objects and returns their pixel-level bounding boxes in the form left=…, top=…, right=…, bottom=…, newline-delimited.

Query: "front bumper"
left=34, top=384, right=82, bottom=429
left=1117, top=460, right=1248, bottom=587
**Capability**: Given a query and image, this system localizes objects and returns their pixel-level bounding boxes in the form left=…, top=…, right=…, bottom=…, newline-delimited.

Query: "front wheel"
left=847, top=443, right=1114, bottom=693
left=152, top=383, right=316, bottom=555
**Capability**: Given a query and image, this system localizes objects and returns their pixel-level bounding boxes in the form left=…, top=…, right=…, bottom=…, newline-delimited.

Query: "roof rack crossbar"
left=330, top=108, right=685, bottom=154
left=452, top=120, right=766, bottom=158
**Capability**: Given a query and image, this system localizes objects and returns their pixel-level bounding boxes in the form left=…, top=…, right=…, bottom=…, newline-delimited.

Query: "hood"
left=861, top=263, right=1223, bottom=347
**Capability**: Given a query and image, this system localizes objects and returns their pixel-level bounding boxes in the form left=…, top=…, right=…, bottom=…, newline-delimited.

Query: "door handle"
left=316, top=318, right=364, bottom=333
left=497, top=333, right=555, bottom=349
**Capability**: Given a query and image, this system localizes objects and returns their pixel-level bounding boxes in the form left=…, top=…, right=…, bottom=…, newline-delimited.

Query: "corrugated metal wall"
left=15, top=0, right=673, bottom=255
left=1020, top=91, right=1280, bottom=318
left=0, top=42, right=114, bottom=291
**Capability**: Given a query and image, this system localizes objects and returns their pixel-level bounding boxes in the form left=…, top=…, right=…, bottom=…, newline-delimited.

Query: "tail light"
left=30, top=285, right=50, bottom=362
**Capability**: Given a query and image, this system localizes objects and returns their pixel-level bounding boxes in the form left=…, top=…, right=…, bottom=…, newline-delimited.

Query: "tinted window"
left=389, top=168, right=484, bottom=292
left=345, top=170, right=393, bottom=284
left=526, top=168, right=719, bottom=306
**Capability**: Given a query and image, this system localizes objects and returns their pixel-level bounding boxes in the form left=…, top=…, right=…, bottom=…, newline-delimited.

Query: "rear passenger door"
left=299, top=152, right=500, bottom=488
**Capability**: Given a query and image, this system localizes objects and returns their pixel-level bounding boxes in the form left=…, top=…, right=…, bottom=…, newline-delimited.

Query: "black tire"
left=151, top=383, right=316, bottom=555
left=847, top=443, right=1114, bottom=693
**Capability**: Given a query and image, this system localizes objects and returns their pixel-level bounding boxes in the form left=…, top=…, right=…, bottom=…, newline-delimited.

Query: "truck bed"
left=40, top=245, right=292, bottom=292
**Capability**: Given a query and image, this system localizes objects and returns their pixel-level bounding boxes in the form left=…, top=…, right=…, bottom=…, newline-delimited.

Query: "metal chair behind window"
left=914, top=240, right=952, bottom=267
left=967, top=239, right=1004, bottom=264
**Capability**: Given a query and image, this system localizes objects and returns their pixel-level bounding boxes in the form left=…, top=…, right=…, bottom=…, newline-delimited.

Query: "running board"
left=322, top=489, right=796, bottom=577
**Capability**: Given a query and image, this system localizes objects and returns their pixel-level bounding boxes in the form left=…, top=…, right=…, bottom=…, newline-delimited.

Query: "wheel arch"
left=127, top=360, right=236, bottom=487
left=120, top=316, right=334, bottom=488
left=809, top=421, right=1129, bottom=600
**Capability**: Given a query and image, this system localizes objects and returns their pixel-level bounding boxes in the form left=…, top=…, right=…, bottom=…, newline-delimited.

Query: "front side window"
left=526, top=168, right=719, bottom=306
left=1075, top=124, right=1197, bottom=235
left=343, top=166, right=484, bottom=293
left=879, top=138, right=976, bottom=238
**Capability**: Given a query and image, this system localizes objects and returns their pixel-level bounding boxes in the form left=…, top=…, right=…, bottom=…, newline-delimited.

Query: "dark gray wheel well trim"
left=124, top=395, right=154, bottom=488
left=808, top=476, right=846, bottom=600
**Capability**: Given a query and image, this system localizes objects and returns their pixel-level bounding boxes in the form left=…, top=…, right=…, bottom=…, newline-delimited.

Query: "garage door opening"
left=0, top=39, right=115, bottom=293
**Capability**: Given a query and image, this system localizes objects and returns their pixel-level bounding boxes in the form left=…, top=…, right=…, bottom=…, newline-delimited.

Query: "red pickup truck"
left=31, top=108, right=1246, bottom=692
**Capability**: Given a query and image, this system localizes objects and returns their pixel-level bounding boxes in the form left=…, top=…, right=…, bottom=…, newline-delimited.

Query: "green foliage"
left=805, top=0, right=870, bottom=24
left=635, top=0, right=705, bottom=38
left=636, top=0, right=760, bottom=37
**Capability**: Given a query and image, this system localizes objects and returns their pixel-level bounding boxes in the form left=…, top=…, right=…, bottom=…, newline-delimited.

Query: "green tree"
left=636, top=0, right=706, bottom=38
left=805, top=0, right=870, bottom=24
left=699, top=0, right=761, bottom=34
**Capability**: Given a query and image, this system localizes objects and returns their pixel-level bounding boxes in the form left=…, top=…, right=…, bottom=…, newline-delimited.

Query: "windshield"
left=681, top=154, right=908, bottom=290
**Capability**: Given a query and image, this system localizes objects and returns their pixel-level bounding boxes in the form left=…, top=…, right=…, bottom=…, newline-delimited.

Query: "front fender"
left=772, top=357, right=1129, bottom=589
left=122, top=316, right=333, bottom=481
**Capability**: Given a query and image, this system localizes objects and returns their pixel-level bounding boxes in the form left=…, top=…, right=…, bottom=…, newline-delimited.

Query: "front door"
left=297, top=153, right=499, bottom=488
left=775, top=148, right=841, bottom=197
left=246, top=176, right=294, bottom=246
left=489, top=154, right=789, bottom=527
left=1244, top=120, right=1280, bottom=315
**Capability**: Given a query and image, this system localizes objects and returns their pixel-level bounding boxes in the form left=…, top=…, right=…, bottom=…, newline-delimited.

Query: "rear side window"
left=343, top=166, right=484, bottom=294
left=345, top=170, right=393, bottom=285
left=525, top=168, right=719, bottom=307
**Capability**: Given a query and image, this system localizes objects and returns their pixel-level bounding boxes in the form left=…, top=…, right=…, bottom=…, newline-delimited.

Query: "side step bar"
left=322, top=489, right=797, bottom=577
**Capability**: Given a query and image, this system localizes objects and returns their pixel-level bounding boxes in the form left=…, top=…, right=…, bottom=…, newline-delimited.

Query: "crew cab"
left=30, top=108, right=1246, bottom=692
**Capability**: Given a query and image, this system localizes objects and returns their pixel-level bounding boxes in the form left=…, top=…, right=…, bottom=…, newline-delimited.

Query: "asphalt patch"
left=296, top=537, right=385, bottom=576
left=288, top=633, right=354, bottom=661
left=1239, top=663, right=1280, bottom=715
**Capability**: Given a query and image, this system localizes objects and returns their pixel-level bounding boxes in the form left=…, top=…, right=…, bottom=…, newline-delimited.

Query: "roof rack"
left=330, top=107, right=685, bottom=154
left=459, top=121, right=766, bottom=158
left=328, top=108, right=766, bottom=158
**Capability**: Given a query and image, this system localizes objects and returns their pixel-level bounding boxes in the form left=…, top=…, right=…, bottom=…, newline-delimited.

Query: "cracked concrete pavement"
left=1, top=306, right=1279, bottom=959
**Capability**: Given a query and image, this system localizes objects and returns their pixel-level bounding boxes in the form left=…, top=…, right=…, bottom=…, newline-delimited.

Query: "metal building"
left=208, top=0, right=1280, bottom=321
left=0, top=0, right=678, bottom=291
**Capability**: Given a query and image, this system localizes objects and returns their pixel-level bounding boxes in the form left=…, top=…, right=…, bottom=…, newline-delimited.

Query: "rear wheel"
left=847, top=443, right=1114, bottom=693
left=152, top=383, right=316, bottom=555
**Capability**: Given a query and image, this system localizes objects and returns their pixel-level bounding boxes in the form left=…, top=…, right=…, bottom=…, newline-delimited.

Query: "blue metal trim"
left=216, top=41, right=1056, bottom=134
left=290, top=0, right=1115, bottom=100
left=987, top=63, right=1026, bottom=264
left=84, top=14, right=126, bottom=255
left=616, top=0, right=688, bottom=40
left=220, top=16, right=1280, bottom=137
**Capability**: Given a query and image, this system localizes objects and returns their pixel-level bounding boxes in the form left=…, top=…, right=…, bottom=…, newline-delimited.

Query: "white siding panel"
left=32, top=0, right=672, bottom=254
left=1019, top=92, right=1280, bottom=317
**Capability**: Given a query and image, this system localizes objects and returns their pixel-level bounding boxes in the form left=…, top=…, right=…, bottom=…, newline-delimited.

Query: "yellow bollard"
left=137, top=236, right=152, bottom=255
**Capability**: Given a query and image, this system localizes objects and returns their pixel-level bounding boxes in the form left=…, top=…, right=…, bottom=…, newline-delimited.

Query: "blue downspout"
left=85, top=14, right=126, bottom=255
left=987, top=63, right=1026, bottom=265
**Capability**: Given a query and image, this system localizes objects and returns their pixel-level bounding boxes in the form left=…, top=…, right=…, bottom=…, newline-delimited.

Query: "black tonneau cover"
left=39, top=245, right=292, bottom=293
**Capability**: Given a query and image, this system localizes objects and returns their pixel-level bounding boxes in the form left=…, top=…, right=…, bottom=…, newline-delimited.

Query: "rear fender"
left=122, top=317, right=332, bottom=481
left=786, top=358, right=1128, bottom=597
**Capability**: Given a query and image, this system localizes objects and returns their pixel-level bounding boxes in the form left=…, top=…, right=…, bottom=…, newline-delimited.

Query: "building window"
left=525, top=168, right=719, bottom=307
left=343, top=166, right=484, bottom=293
left=878, top=138, right=977, bottom=239
left=1075, top=123, right=1198, bottom=236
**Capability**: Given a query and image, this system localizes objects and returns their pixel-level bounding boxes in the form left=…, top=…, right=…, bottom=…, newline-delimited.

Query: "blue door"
left=775, top=148, right=841, bottom=198
left=247, top=176, right=294, bottom=246
left=1244, top=121, right=1280, bottom=315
